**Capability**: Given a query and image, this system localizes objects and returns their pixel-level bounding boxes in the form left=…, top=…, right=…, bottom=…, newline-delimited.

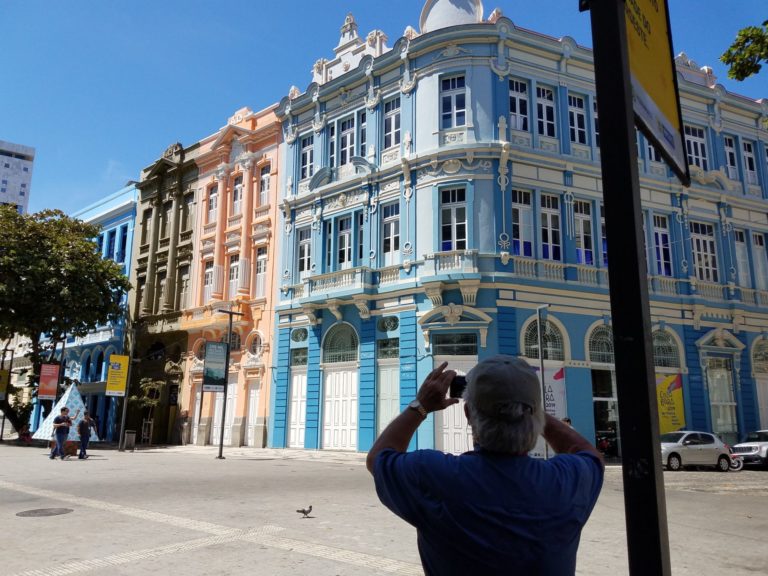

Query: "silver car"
left=660, top=431, right=731, bottom=472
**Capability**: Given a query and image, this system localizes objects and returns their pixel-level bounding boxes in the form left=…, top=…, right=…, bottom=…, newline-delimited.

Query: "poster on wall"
left=656, top=373, right=685, bottom=434
left=38, top=364, right=60, bottom=400
left=105, top=355, right=129, bottom=397
left=530, top=366, right=566, bottom=459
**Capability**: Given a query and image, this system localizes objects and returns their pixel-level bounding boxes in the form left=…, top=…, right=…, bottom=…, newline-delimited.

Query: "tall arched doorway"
left=321, top=323, right=359, bottom=450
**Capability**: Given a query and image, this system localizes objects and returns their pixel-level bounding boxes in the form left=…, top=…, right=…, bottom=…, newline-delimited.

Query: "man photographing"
left=367, top=355, right=604, bottom=575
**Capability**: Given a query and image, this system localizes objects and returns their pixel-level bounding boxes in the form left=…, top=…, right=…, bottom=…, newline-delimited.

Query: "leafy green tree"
left=0, top=206, right=131, bottom=432
left=721, top=20, right=768, bottom=80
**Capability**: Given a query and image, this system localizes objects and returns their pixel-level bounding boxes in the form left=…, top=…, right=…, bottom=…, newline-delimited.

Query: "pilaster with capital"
left=213, top=168, right=229, bottom=299
left=163, top=182, right=184, bottom=311
left=142, top=184, right=164, bottom=314
left=239, top=158, right=255, bottom=295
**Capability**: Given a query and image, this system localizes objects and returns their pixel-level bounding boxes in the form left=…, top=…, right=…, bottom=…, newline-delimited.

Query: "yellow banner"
left=626, top=0, right=687, bottom=181
left=656, top=373, right=685, bottom=434
left=106, top=355, right=129, bottom=397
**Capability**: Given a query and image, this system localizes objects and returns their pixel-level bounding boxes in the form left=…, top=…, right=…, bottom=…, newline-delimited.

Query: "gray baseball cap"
left=465, top=355, right=542, bottom=416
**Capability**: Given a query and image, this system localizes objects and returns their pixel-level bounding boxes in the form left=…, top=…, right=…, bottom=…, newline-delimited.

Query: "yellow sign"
left=656, top=373, right=685, bottom=434
left=626, top=0, right=689, bottom=185
left=106, top=355, right=129, bottom=397
left=0, top=369, right=9, bottom=401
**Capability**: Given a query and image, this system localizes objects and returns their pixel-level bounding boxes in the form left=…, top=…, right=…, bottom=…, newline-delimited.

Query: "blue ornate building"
left=62, top=183, right=138, bottom=441
left=269, top=0, right=768, bottom=454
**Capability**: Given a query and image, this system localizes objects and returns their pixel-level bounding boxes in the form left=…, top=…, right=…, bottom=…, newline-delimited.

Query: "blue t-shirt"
left=53, top=415, right=71, bottom=436
left=374, top=448, right=604, bottom=576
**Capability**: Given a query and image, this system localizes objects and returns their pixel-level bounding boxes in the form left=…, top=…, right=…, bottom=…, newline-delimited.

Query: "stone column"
left=142, top=184, right=164, bottom=315
left=212, top=166, right=229, bottom=300
left=239, top=158, right=255, bottom=296
left=163, top=183, right=183, bottom=312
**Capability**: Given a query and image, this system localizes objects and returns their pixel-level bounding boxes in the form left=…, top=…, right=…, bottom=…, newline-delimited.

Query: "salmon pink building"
left=180, top=106, right=281, bottom=447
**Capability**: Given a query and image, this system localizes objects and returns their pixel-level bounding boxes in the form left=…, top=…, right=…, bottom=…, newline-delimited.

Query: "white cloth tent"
left=32, top=383, right=99, bottom=442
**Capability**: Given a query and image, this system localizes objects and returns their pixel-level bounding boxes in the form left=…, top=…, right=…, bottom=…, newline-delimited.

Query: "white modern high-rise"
left=0, top=139, right=35, bottom=214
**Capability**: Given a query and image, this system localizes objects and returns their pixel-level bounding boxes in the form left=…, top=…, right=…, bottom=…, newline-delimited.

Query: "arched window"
left=249, top=333, right=263, bottom=357
left=92, top=351, right=104, bottom=382
left=652, top=330, right=681, bottom=368
left=322, top=324, right=359, bottom=363
left=753, top=339, right=768, bottom=374
left=524, top=321, right=564, bottom=361
left=588, top=325, right=614, bottom=364
left=195, top=342, right=206, bottom=361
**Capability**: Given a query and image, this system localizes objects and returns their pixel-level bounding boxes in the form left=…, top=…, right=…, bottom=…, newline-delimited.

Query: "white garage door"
left=323, top=365, right=358, bottom=450
left=377, top=361, right=401, bottom=436
left=245, top=381, right=261, bottom=447
left=212, top=376, right=238, bottom=446
left=288, top=369, right=307, bottom=448
left=434, top=356, right=476, bottom=455
left=191, top=383, right=201, bottom=445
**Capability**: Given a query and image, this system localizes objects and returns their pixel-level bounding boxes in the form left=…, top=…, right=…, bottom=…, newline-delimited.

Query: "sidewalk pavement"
left=1, top=443, right=766, bottom=575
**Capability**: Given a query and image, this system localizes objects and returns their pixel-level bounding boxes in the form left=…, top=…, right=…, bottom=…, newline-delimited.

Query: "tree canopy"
left=721, top=20, right=768, bottom=81
left=0, top=206, right=131, bottom=430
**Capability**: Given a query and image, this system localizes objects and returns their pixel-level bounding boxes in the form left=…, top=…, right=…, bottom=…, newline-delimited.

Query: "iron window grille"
left=524, top=321, right=565, bottom=361
left=322, top=324, right=359, bottom=363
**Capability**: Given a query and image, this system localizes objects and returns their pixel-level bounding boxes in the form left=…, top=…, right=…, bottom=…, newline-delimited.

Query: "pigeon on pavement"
left=296, top=505, right=312, bottom=518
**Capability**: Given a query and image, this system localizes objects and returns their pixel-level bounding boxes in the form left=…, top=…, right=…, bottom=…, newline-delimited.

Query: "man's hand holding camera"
left=416, top=362, right=459, bottom=414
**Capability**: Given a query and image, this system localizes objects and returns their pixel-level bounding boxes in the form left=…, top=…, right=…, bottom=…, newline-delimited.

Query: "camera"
left=450, top=375, right=467, bottom=399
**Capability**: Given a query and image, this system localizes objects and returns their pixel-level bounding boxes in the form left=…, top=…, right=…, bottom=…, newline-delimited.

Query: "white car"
left=660, top=431, right=731, bottom=472
left=731, top=430, right=768, bottom=467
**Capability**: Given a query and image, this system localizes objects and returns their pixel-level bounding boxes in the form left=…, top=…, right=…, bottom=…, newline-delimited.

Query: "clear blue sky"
left=2, top=1, right=766, bottom=215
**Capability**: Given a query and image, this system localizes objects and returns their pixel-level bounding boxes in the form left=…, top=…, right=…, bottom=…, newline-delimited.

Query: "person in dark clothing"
left=50, top=407, right=73, bottom=460
left=77, top=411, right=96, bottom=459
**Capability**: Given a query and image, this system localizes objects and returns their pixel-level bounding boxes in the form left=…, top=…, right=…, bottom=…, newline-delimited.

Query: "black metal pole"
left=118, top=326, right=137, bottom=451
left=536, top=304, right=549, bottom=460
left=215, top=306, right=243, bottom=460
left=586, top=1, right=671, bottom=574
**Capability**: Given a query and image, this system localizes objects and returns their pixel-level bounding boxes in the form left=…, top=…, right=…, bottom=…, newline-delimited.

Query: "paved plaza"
left=1, top=443, right=766, bottom=575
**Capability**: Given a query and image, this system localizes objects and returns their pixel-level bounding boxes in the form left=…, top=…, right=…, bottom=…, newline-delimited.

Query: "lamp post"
left=119, top=321, right=139, bottom=451
left=214, top=304, right=243, bottom=460
left=536, top=304, right=550, bottom=460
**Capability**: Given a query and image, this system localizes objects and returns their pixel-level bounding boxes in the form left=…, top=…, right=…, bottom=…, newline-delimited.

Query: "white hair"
left=463, top=393, right=545, bottom=454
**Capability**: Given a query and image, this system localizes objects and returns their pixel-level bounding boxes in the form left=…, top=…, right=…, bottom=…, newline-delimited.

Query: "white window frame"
left=690, top=222, right=719, bottom=283
left=207, top=186, right=218, bottom=224
left=339, top=117, right=355, bottom=166
left=203, top=261, right=214, bottom=303
left=684, top=125, right=708, bottom=171
left=647, top=139, right=662, bottom=162
left=440, top=188, right=467, bottom=251
left=337, top=216, right=353, bottom=269
left=734, top=230, right=751, bottom=287
left=255, top=247, right=267, bottom=298
left=358, top=110, right=367, bottom=157
left=511, top=189, right=533, bottom=257
left=568, top=94, right=587, bottom=145
left=328, top=124, right=336, bottom=168
left=300, top=135, right=314, bottom=180
left=509, top=79, right=529, bottom=132
left=743, top=140, right=758, bottom=185
left=540, top=194, right=561, bottom=261
left=600, top=205, right=608, bottom=266
left=297, top=227, right=312, bottom=280
left=753, top=233, right=768, bottom=290
left=724, top=136, right=738, bottom=179
left=259, top=165, right=270, bottom=206
left=440, top=75, right=466, bottom=130
left=228, top=255, right=240, bottom=300
left=232, top=175, right=243, bottom=216
left=383, top=97, right=401, bottom=150
left=536, top=86, right=556, bottom=138
left=574, top=200, right=593, bottom=265
left=653, top=215, right=672, bottom=277
left=381, top=202, right=400, bottom=266
left=592, top=99, right=599, bottom=147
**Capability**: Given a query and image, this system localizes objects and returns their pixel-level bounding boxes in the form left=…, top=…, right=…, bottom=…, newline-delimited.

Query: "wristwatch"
left=408, top=399, right=428, bottom=420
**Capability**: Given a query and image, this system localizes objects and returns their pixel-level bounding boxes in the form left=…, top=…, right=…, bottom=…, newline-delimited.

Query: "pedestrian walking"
left=77, top=411, right=96, bottom=459
left=50, top=407, right=73, bottom=460
left=367, top=356, right=604, bottom=575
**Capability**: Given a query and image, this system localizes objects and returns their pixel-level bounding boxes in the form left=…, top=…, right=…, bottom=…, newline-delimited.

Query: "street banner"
left=39, top=364, right=59, bottom=400
left=203, top=342, right=228, bottom=392
left=530, top=366, right=566, bottom=459
left=626, top=0, right=690, bottom=185
left=0, top=369, right=9, bottom=401
left=655, top=373, right=685, bottom=434
left=106, top=354, right=130, bottom=397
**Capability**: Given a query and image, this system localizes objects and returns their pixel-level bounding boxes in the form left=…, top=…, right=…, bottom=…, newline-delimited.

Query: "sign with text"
left=0, top=369, right=9, bottom=401
left=626, top=0, right=689, bottom=185
left=530, top=365, right=567, bottom=459
left=106, top=354, right=130, bottom=397
left=655, top=373, right=685, bottom=434
left=39, top=364, right=60, bottom=400
left=202, top=342, right=228, bottom=392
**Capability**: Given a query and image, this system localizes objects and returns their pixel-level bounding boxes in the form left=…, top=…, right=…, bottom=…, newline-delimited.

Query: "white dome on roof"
left=420, top=0, right=484, bottom=34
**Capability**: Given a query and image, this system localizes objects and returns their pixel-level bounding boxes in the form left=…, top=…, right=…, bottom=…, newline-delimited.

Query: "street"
left=1, top=444, right=766, bottom=575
